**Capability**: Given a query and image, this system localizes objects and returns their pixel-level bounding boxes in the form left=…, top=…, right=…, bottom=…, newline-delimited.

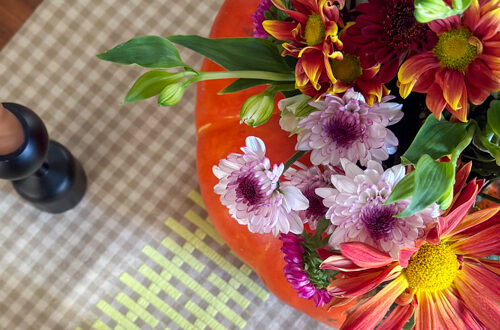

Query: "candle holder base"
left=12, top=140, right=87, bottom=214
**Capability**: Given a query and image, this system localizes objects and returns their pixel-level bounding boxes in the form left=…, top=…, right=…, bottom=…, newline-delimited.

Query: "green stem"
left=479, top=192, right=500, bottom=204
left=192, top=70, right=295, bottom=83
left=283, top=150, right=308, bottom=172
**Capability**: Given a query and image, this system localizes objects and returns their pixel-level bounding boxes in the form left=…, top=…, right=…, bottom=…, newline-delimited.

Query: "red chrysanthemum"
left=321, top=163, right=500, bottom=330
left=398, top=0, right=500, bottom=122
left=263, top=0, right=345, bottom=98
left=329, top=25, right=390, bottom=105
left=343, top=0, right=437, bottom=84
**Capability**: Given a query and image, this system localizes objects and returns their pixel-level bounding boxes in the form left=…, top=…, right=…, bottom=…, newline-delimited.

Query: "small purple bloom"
left=252, top=0, right=273, bottom=38
left=213, top=137, right=309, bottom=235
left=280, top=233, right=332, bottom=307
left=296, top=88, right=403, bottom=167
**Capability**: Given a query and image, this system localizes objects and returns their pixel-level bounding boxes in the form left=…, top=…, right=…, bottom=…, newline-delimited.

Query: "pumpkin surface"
left=195, top=0, right=354, bottom=327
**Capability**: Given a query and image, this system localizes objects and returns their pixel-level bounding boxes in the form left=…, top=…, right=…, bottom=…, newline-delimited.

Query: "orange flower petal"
left=425, top=82, right=447, bottom=120
left=442, top=69, right=465, bottom=111
left=451, top=223, right=500, bottom=257
left=262, top=21, right=298, bottom=41
left=321, top=254, right=368, bottom=272
left=434, top=290, right=470, bottom=330
left=455, top=269, right=500, bottom=330
left=299, top=51, right=324, bottom=90
left=414, top=292, right=437, bottom=330
left=340, top=276, right=408, bottom=330
left=398, top=246, right=419, bottom=268
left=474, top=7, right=500, bottom=40
left=439, top=180, right=480, bottom=238
left=340, top=242, right=394, bottom=268
left=328, top=264, right=398, bottom=298
left=478, top=258, right=500, bottom=276
left=460, top=261, right=500, bottom=301
left=443, top=287, right=483, bottom=330
left=450, top=205, right=500, bottom=237
left=377, top=303, right=414, bottom=330
left=398, top=53, right=439, bottom=85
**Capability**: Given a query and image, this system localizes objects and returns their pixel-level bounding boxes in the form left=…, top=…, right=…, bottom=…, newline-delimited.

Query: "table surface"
left=0, top=1, right=329, bottom=329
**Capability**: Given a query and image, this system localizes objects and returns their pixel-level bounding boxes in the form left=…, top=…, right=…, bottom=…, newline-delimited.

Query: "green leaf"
left=397, top=155, right=455, bottom=217
left=487, top=100, right=500, bottom=137
left=219, top=79, right=271, bottom=94
left=452, top=0, right=472, bottom=10
left=124, top=70, right=186, bottom=103
left=97, top=36, right=186, bottom=69
left=168, top=35, right=292, bottom=73
left=402, top=115, right=470, bottom=164
left=385, top=171, right=415, bottom=204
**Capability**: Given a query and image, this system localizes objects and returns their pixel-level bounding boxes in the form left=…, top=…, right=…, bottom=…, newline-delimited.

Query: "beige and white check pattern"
left=0, top=0, right=330, bottom=329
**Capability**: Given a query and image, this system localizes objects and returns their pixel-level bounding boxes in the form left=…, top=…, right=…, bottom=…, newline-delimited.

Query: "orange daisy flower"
left=398, top=0, right=500, bottom=122
left=263, top=0, right=345, bottom=98
left=321, top=164, right=500, bottom=329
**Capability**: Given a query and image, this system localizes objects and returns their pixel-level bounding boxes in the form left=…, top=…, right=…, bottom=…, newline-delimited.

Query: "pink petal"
left=340, top=242, right=394, bottom=268
left=451, top=223, right=500, bottom=257
left=377, top=303, right=414, bottom=330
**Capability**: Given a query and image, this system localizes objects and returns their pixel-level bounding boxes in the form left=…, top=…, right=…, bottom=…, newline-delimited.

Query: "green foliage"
left=414, top=0, right=471, bottom=23
left=124, top=70, right=190, bottom=103
left=219, top=79, right=296, bottom=94
left=396, top=155, right=455, bottom=217
left=97, top=36, right=186, bottom=69
left=168, top=35, right=292, bottom=73
left=389, top=115, right=474, bottom=217
left=487, top=100, right=500, bottom=137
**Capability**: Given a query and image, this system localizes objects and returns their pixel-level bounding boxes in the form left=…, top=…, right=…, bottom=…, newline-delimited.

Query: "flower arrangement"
left=98, top=0, right=499, bottom=328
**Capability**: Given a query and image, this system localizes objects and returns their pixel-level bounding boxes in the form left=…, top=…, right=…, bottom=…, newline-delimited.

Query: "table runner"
left=0, top=0, right=329, bottom=328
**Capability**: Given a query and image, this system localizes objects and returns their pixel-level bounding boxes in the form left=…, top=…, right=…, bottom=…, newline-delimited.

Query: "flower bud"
left=278, top=94, right=315, bottom=133
left=240, top=91, right=275, bottom=127
left=414, top=0, right=469, bottom=23
left=158, top=81, right=188, bottom=106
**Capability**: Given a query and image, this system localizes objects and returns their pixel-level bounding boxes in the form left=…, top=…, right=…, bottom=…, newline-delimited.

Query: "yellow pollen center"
left=433, top=28, right=477, bottom=71
left=304, top=14, right=325, bottom=46
left=330, top=54, right=363, bottom=84
left=405, top=243, right=459, bottom=292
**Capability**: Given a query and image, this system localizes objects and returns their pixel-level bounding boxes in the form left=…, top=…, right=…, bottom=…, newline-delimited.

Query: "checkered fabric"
left=0, top=0, right=330, bottom=329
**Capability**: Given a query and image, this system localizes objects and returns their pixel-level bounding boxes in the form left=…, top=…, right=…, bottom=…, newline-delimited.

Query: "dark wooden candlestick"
left=0, top=103, right=86, bottom=213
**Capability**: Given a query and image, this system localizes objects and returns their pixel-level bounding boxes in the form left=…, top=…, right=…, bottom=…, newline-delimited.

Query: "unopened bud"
left=158, top=81, right=189, bottom=106
left=240, top=92, right=275, bottom=127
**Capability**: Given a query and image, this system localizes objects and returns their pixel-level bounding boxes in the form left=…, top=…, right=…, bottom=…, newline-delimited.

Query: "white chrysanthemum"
left=296, top=88, right=403, bottom=167
left=316, top=159, right=440, bottom=259
left=282, top=163, right=335, bottom=232
left=213, top=136, right=309, bottom=236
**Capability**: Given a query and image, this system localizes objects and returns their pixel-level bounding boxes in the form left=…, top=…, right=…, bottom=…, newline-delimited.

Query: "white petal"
left=331, top=175, right=357, bottom=194
left=245, top=136, right=266, bottom=159
left=281, top=186, right=309, bottom=210
left=340, top=158, right=363, bottom=177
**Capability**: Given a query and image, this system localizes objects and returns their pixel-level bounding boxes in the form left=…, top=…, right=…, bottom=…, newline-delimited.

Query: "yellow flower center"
left=304, top=14, right=325, bottom=46
left=330, top=54, right=363, bottom=84
left=433, top=28, right=477, bottom=71
left=405, top=243, right=459, bottom=292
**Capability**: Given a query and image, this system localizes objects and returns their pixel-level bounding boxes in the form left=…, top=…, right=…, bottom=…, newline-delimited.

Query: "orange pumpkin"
left=195, top=0, right=354, bottom=327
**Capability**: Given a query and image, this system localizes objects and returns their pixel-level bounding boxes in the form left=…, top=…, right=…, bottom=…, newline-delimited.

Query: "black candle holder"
left=0, top=103, right=86, bottom=213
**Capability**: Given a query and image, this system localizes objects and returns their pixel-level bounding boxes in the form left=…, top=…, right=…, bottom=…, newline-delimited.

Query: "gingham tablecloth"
left=0, top=1, right=330, bottom=329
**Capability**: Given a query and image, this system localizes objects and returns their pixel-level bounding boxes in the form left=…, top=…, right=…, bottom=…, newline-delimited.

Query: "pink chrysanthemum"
left=280, top=233, right=332, bottom=307
left=316, top=159, right=440, bottom=258
left=283, top=163, right=335, bottom=231
left=213, top=136, right=309, bottom=235
left=296, top=88, right=403, bottom=167
left=252, top=0, right=273, bottom=38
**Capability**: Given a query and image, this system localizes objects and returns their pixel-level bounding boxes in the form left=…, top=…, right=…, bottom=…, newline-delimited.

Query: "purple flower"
left=280, top=233, right=332, bottom=307
left=282, top=163, right=335, bottom=231
left=213, top=137, right=309, bottom=235
left=296, top=88, right=403, bottom=167
left=316, top=159, right=440, bottom=259
left=252, top=0, right=273, bottom=38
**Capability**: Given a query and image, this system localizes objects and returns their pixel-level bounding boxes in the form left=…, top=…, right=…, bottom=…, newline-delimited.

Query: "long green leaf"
left=385, top=171, right=415, bottom=204
left=487, top=100, right=500, bottom=137
left=219, top=79, right=271, bottom=94
left=168, top=35, right=292, bottom=73
left=402, top=115, right=470, bottom=164
left=396, top=155, right=455, bottom=218
left=97, top=36, right=185, bottom=69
